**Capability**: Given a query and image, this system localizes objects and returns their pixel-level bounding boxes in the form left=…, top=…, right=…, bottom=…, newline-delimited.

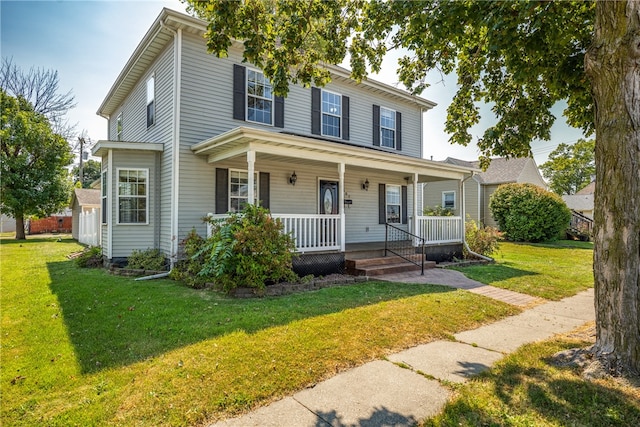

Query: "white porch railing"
left=207, top=213, right=341, bottom=253
left=79, top=208, right=100, bottom=246
left=417, top=216, right=463, bottom=244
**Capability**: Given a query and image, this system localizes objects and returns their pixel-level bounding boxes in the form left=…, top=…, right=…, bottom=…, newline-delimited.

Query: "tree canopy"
left=188, top=0, right=594, bottom=166
left=0, top=89, right=73, bottom=239
left=72, top=159, right=101, bottom=189
left=188, top=0, right=639, bottom=375
left=541, top=139, right=595, bottom=195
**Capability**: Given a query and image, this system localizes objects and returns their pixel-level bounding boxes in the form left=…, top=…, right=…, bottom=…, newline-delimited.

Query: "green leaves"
left=0, top=90, right=73, bottom=230
left=188, top=0, right=595, bottom=160
left=540, top=138, right=595, bottom=195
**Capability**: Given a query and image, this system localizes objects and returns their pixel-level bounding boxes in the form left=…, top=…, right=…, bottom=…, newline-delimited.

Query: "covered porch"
left=193, top=126, right=474, bottom=254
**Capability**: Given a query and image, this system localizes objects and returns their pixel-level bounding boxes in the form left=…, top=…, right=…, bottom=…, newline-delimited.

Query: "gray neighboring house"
left=563, top=180, right=595, bottom=219
left=93, top=8, right=476, bottom=268
left=0, top=214, right=16, bottom=233
left=423, top=157, right=547, bottom=228
left=70, top=188, right=101, bottom=240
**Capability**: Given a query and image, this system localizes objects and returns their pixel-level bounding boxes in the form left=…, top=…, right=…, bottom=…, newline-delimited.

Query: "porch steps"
left=346, top=255, right=436, bottom=276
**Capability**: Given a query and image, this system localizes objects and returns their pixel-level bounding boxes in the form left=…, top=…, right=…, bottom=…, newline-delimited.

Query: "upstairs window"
left=321, top=90, right=342, bottom=138
left=117, top=169, right=148, bottom=224
left=380, top=107, right=396, bottom=148
left=247, top=70, right=273, bottom=125
left=116, top=112, right=123, bottom=141
left=146, top=76, right=155, bottom=128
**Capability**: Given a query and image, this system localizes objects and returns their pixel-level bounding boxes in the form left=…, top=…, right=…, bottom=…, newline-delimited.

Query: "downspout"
left=461, top=173, right=493, bottom=262
left=161, top=20, right=182, bottom=268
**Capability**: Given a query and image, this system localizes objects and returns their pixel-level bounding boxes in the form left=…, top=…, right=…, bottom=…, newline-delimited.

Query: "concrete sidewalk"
left=210, top=271, right=594, bottom=427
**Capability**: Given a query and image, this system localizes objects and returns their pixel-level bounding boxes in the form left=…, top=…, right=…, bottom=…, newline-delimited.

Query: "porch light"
left=289, top=171, right=297, bottom=186
left=362, top=178, right=369, bottom=191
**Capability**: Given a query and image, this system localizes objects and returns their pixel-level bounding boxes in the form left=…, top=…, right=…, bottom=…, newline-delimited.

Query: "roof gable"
left=73, top=188, right=101, bottom=206
left=444, top=157, right=544, bottom=185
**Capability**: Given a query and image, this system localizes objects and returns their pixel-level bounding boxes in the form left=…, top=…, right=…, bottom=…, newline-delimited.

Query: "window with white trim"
left=322, top=90, right=341, bottom=137
left=101, top=170, right=108, bottom=224
left=116, top=112, right=123, bottom=141
left=386, top=185, right=401, bottom=223
left=380, top=107, right=396, bottom=148
left=117, top=169, right=148, bottom=224
left=247, top=69, right=273, bottom=125
left=146, top=76, right=155, bottom=128
left=442, top=191, right=456, bottom=209
left=229, top=170, right=258, bottom=212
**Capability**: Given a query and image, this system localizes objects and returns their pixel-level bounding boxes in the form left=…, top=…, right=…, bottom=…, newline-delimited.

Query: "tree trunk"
left=15, top=213, right=26, bottom=240
left=585, top=1, right=640, bottom=375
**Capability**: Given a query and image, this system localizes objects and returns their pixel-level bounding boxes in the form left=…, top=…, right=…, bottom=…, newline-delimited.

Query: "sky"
left=1, top=0, right=585, bottom=165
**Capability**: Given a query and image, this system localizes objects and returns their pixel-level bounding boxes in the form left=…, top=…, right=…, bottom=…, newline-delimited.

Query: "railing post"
left=384, top=223, right=388, bottom=257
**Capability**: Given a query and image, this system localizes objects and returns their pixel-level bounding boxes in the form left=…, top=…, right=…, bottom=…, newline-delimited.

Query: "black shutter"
left=342, top=95, right=350, bottom=140
left=311, top=87, right=321, bottom=135
left=233, top=65, right=245, bottom=121
left=379, top=183, right=386, bottom=224
left=274, top=96, right=284, bottom=128
left=215, top=168, right=229, bottom=214
left=396, top=111, right=402, bottom=151
left=373, top=105, right=380, bottom=146
left=259, top=172, right=270, bottom=209
left=401, top=185, right=408, bottom=224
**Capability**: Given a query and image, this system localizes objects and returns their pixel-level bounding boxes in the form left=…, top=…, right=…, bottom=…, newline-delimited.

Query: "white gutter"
left=161, top=20, right=182, bottom=268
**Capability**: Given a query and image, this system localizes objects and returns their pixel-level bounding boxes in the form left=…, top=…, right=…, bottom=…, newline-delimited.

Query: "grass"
left=0, top=236, right=518, bottom=426
left=453, top=240, right=594, bottom=300
left=421, top=324, right=640, bottom=426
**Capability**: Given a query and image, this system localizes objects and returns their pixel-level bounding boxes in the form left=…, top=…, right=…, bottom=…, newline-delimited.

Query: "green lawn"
left=0, top=236, right=517, bottom=426
left=422, top=324, right=640, bottom=426
left=453, top=240, right=594, bottom=300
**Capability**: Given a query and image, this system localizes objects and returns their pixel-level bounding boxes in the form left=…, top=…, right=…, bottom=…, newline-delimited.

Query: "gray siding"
left=207, top=158, right=410, bottom=244
left=178, top=33, right=424, bottom=157
left=422, top=178, right=479, bottom=223
left=108, top=42, right=175, bottom=143
left=108, top=151, right=161, bottom=258
left=483, top=184, right=501, bottom=228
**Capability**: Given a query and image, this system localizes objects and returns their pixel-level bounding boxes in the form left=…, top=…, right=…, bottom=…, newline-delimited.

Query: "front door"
left=319, top=180, right=339, bottom=247
left=319, top=180, right=339, bottom=214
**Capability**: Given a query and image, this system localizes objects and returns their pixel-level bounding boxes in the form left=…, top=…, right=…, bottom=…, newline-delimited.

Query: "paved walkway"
left=210, top=270, right=594, bottom=427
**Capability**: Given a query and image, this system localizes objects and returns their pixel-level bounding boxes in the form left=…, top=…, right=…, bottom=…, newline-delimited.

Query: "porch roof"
left=92, top=140, right=164, bottom=157
left=191, top=127, right=477, bottom=182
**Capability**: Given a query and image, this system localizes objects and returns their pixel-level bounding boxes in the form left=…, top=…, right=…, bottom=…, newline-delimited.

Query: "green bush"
left=200, top=204, right=297, bottom=293
left=464, top=218, right=501, bottom=258
left=127, top=248, right=166, bottom=271
left=489, top=183, right=571, bottom=242
left=75, top=246, right=103, bottom=268
left=423, top=205, right=455, bottom=216
left=169, top=229, right=211, bottom=289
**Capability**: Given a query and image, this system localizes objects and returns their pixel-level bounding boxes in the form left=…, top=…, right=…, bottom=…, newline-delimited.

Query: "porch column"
left=247, top=150, right=255, bottom=205
left=339, top=162, right=345, bottom=252
left=413, top=172, right=419, bottom=240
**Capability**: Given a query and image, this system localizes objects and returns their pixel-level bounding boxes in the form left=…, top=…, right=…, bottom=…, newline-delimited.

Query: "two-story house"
left=93, top=8, right=475, bottom=272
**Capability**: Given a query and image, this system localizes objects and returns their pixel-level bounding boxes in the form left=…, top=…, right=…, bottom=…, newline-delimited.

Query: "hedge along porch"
left=193, top=126, right=473, bottom=259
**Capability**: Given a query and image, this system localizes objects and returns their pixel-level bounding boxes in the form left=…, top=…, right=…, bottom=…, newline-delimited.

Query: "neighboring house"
left=93, top=8, right=475, bottom=268
left=70, top=188, right=101, bottom=241
left=423, top=157, right=547, bottom=228
left=563, top=180, right=595, bottom=219
left=0, top=214, right=17, bottom=233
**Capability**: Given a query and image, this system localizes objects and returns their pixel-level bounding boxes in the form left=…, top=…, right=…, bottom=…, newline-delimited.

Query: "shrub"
left=489, top=183, right=571, bottom=242
left=127, top=248, right=166, bottom=271
left=76, top=246, right=103, bottom=268
left=200, top=204, right=297, bottom=293
left=169, top=229, right=211, bottom=289
left=464, top=218, right=501, bottom=258
left=423, top=205, right=455, bottom=216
